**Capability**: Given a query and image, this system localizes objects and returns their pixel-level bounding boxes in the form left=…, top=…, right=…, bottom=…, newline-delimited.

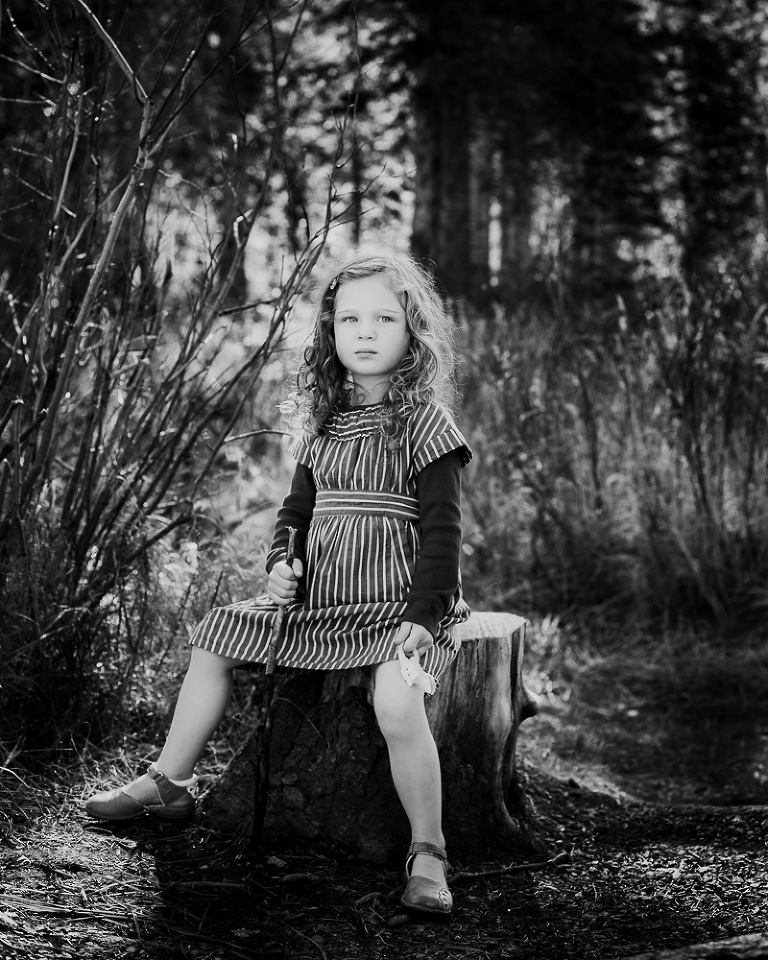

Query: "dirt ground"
left=2, top=646, right=768, bottom=960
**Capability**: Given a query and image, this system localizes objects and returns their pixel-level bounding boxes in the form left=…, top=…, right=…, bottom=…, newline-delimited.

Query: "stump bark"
left=200, top=612, right=540, bottom=862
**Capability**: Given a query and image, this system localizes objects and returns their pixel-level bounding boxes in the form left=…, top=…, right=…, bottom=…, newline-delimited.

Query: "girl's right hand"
left=268, top=559, right=304, bottom=606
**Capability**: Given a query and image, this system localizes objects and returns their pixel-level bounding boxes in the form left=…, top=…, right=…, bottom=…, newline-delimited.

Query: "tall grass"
left=459, top=265, right=768, bottom=635
left=0, top=1, right=346, bottom=759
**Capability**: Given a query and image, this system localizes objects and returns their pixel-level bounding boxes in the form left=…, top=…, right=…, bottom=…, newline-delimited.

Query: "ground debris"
left=624, top=931, right=768, bottom=959
left=1, top=761, right=767, bottom=960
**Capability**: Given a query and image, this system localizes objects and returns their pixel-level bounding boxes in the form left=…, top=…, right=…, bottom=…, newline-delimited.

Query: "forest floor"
left=1, top=621, right=768, bottom=960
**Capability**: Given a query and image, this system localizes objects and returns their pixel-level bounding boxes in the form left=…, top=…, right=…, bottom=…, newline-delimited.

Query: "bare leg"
left=118, top=646, right=245, bottom=803
left=372, top=658, right=446, bottom=883
left=156, top=646, right=245, bottom=778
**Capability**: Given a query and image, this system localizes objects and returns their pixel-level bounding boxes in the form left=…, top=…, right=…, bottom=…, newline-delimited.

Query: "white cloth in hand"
left=397, top=646, right=437, bottom=695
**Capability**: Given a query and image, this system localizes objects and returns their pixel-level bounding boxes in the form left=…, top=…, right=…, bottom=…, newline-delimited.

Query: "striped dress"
left=189, top=401, right=472, bottom=682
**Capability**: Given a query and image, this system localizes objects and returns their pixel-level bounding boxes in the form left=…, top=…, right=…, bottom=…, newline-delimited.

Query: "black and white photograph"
left=1, top=2, right=767, bottom=957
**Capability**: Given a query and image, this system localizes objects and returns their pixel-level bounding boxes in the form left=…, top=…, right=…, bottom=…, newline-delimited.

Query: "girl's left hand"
left=393, top=620, right=434, bottom=657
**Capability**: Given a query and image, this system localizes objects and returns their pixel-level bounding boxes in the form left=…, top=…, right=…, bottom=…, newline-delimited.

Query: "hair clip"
left=328, top=276, right=339, bottom=294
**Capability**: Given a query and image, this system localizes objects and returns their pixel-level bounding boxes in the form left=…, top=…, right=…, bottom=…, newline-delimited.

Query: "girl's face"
left=332, top=276, right=410, bottom=403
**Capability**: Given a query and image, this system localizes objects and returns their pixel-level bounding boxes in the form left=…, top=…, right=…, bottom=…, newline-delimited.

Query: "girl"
left=85, top=251, right=472, bottom=917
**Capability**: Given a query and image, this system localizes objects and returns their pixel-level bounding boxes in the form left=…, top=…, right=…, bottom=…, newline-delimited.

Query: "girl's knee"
left=373, top=661, right=428, bottom=742
left=376, top=704, right=421, bottom=744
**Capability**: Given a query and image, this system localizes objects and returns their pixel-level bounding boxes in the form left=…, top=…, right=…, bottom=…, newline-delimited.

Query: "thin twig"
left=223, top=428, right=289, bottom=445
left=450, top=850, right=572, bottom=883
left=285, top=923, right=328, bottom=960
left=68, top=0, right=148, bottom=102
left=52, top=87, right=83, bottom=224
left=354, top=890, right=383, bottom=907
left=0, top=933, right=23, bottom=953
left=276, top=872, right=321, bottom=885
left=0, top=893, right=137, bottom=923
left=160, top=880, right=249, bottom=892
left=217, top=297, right=279, bottom=315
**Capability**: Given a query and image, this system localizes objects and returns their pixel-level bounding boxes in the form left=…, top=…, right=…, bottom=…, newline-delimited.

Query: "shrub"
left=460, top=266, right=768, bottom=633
left=0, top=2, right=344, bottom=757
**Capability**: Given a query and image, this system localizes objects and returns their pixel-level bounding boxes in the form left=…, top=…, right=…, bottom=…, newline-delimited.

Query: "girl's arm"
left=403, top=449, right=464, bottom=638
left=265, top=463, right=316, bottom=573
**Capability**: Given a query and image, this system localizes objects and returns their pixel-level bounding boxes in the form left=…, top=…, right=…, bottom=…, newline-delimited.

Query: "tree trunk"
left=500, top=112, right=534, bottom=302
left=468, top=118, right=493, bottom=310
left=200, top=613, right=542, bottom=864
left=435, top=88, right=473, bottom=303
left=410, top=1, right=474, bottom=306
left=411, top=75, right=473, bottom=304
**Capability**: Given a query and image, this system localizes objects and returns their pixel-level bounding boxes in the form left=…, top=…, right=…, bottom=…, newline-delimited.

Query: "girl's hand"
left=268, top=559, right=304, bottom=606
left=393, top=620, right=434, bottom=657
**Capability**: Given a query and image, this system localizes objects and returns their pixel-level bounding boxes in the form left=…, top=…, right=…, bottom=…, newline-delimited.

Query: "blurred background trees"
left=2, top=0, right=768, bottom=756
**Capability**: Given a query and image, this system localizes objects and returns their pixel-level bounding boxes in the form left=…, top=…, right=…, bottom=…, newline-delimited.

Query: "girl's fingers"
left=275, top=560, right=297, bottom=581
left=393, top=622, right=412, bottom=648
left=398, top=622, right=434, bottom=655
left=269, top=586, right=292, bottom=605
left=268, top=560, right=303, bottom=605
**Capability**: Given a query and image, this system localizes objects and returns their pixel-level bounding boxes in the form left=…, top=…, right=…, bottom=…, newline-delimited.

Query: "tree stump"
left=200, top=612, right=541, bottom=863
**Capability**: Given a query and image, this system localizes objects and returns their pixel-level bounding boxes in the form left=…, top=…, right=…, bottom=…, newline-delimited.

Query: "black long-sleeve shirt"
left=266, top=449, right=463, bottom=638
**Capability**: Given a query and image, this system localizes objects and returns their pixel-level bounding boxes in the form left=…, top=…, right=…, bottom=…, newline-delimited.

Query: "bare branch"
left=223, top=428, right=289, bottom=445
left=68, top=0, right=149, bottom=104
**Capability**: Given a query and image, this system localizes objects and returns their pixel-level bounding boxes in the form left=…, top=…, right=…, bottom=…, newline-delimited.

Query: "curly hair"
left=290, top=252, right=459, bottom=446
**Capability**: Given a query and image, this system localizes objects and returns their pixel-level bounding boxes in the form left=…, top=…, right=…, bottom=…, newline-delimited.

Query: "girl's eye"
left=337, top=315, right=357, bottom=323
left=378, top=315, right=395, bottom=323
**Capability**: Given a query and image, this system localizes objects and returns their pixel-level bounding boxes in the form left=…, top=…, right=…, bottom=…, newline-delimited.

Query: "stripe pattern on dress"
left=313, top=489, right=420, bottom=521
left=190, top=401, right=471, bottom=684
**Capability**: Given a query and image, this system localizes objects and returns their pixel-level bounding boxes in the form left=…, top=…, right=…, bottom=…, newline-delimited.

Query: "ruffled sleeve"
left=288, top=432, right=314, bottom=469
left=408, top=402, right=472, bottom=477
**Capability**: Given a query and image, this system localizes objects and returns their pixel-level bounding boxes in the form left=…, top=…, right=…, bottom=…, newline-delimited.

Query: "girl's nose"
left=358, top=322, right=375, bottom=339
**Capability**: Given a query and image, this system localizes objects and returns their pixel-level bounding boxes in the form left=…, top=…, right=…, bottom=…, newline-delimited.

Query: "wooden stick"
left=249, top=526, right=297, bottom=852
left=450, top=850, right=572, bottom=883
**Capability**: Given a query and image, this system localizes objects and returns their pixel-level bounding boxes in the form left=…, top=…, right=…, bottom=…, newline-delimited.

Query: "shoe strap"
left=405, top=841, right=449, bottom=876
left=147, top=763, right=180, bottom=803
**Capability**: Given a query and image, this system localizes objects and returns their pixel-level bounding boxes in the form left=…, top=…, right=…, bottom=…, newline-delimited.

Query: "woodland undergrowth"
left=5, top=264, right=768, bottom=791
